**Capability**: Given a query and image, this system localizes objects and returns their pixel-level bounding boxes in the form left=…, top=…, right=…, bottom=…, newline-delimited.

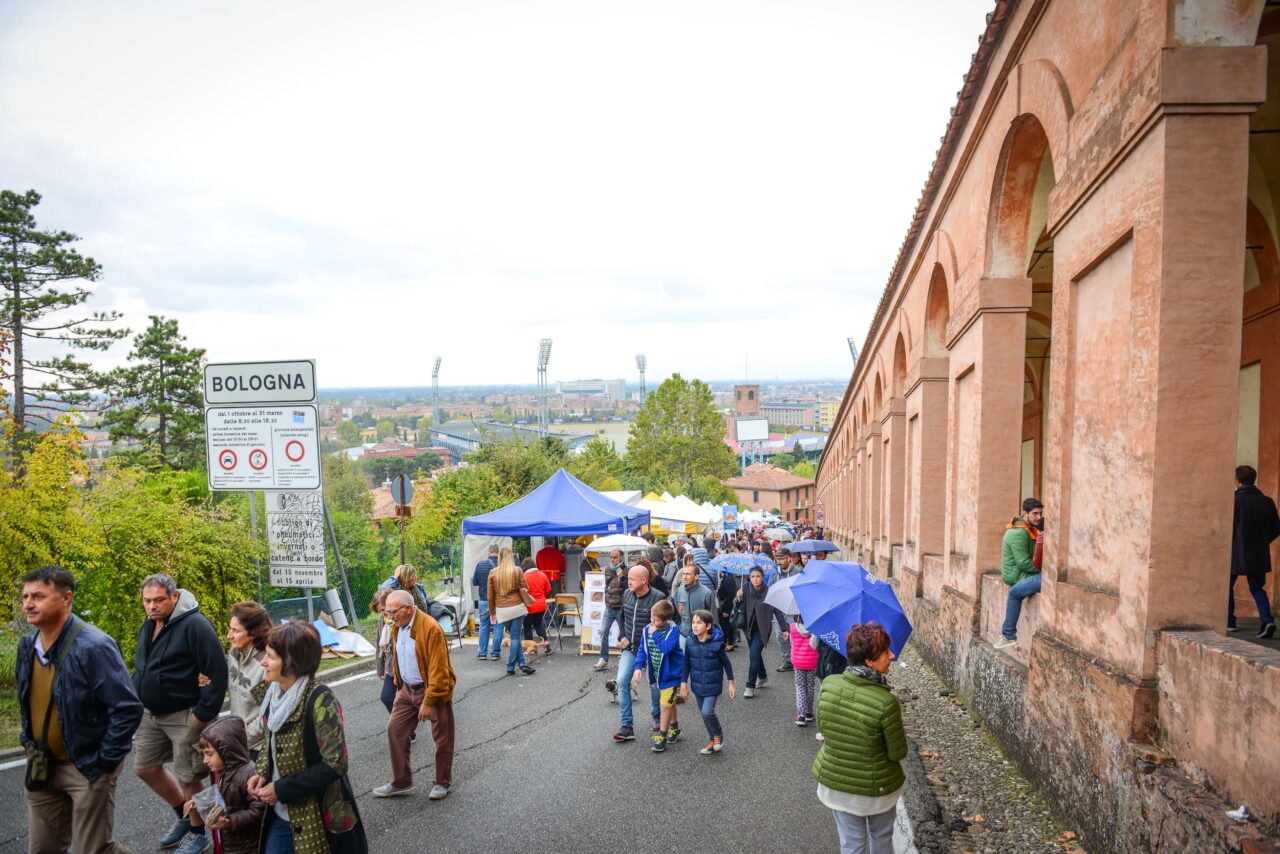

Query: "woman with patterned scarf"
left=247, top=621, right=367, bottom=854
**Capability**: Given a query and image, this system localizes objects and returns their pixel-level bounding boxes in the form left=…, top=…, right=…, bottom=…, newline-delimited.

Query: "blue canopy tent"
left=459, top=470, right=652, bottom=622
left=462, top=468, right=650, bottom=537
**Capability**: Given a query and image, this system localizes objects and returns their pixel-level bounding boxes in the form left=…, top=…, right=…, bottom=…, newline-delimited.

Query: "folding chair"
left=548, top=593, right=581, bottom=651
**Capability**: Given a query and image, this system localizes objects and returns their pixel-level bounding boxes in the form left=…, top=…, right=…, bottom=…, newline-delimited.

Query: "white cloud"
left=0, top=0, right=992, bottom=386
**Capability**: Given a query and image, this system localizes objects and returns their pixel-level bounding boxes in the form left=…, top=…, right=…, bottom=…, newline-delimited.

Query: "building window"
left=752, top=490, right=759, bottom=503
left=748, top=390, right=755, bottom=400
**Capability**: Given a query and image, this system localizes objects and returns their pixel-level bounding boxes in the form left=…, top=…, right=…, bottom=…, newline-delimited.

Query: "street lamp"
left=431, top=357, right=442, bottom=432
left=537, top=339, right=553, bottom=435
left=635, top=354, right=646, bottom=403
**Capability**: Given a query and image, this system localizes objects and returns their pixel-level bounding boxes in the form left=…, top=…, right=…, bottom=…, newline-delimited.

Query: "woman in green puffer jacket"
left=812, top=622, right=906, bottom=853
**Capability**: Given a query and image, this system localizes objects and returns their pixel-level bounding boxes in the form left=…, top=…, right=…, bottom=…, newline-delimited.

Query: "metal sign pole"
left=323, top=498, right=361, bottom=626
left=249, top=490, right=263, bottom=599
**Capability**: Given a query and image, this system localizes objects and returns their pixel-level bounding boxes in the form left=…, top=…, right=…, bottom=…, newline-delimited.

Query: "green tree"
left=361, top=451, right=442, bottom=484
left=568, top=437, right=625, bottom=490
left=792, top=459, right=816, bottom=479
left=0, top=190, right=127, bottom=448
left=98, top=315, right=205, bottom=469
left=323, top=453, right=373, bottom=515
left=336, top=420, right=362, bottom=447
left=627, top=374, right=736, bottom=485
left=683, top=474, right=738, bottom=505
left=375, top=420, right=396, bottom=440
left=416, top=414, right=433, bottom=434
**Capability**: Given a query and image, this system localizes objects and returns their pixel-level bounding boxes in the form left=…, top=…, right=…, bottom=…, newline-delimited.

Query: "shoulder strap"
left=38, top=621, right=85, bottom=750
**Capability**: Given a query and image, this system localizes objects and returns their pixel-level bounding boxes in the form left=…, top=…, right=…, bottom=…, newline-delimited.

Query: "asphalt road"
left=0, top=639, right=915, bottom=853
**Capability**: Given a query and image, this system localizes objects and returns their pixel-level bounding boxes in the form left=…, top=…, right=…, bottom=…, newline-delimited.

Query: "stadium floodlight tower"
left=431, top=357, right=442, bottom=431
left=537, top=338, right=553, bottom=436
left=847, top=337, right=860, bottom=368
left=636, top=354, right=647, bottom=403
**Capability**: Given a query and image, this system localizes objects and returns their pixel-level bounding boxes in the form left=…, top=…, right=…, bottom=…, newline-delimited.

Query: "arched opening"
left=1233, top=8, right=1280, bottom=635
left=925, top=264, right=951, bottom=357
left=874, top=374, right=884, bottom=416
left=989, top=114, right=1056, bottom=505
left=893, top=334, right=908, bottom=397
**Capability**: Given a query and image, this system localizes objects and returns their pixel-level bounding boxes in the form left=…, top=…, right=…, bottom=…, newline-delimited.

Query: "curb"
left=0, top=659, right=378, bottom=765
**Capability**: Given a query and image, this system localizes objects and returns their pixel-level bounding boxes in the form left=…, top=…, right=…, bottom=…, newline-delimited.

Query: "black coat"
left=133, top=591, right=229, bottom=721
left=741, top=579, right=777, bottom=643
left=1232, top=485, right=1280, bottom=579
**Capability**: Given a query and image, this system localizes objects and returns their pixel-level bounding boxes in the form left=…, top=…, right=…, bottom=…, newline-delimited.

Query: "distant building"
left=555, top=378, right=626, bottom=399
left=816, top=400, right=840, bottom=432
left=760, top=402, right=816, bottom=429
left=734, top=384, right=760, bottom=417
left=428, top=420, right=594, bottom=465
left=722, top=463, right=814, bottom=525
left=361, top=436, right=449, bottom=460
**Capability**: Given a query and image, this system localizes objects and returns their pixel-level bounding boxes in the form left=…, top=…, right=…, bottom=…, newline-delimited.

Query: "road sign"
left=204, top=360, right=316, bottom=405
left=816, top=499, right=825, bottom=526
left=390, top=474, right=414, bottom=506
left=206, top=405, right=321, bottom=490
left=266, top=491, right=327, bottom=587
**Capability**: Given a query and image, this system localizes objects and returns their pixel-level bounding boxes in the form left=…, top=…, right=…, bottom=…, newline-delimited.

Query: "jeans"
left=501, top=615, right=526, bottom=670
left=831, top=806, right=895, bottom=854
left=262, top=812, right=294, bottom=854
left=599, top=607, right=621, bottom=660
left=747, top=631, right=766, bottom=688
left=695, top=693, right=723, bottom=741
left=1228, top=574, right=1274, bottom=627
left=477, top=600, right=492, bottom=656
left=1001, top=574, right=1042, bottom=640
left=617, top=648, right=659, bottom=728
left=380, top=673, right=397, bottom=714
left=774, top=620, right=792, bottom=664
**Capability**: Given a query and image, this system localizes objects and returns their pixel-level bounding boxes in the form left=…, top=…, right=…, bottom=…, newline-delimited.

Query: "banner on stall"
left=722, top=504, right=739, bottom=532
left=579, top=572, right=620, bottom=656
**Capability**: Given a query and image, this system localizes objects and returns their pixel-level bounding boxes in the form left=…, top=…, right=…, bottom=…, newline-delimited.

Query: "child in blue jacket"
left=632, top=598, right=685, bottom=752
left=681, top=609, right=736, bottom=754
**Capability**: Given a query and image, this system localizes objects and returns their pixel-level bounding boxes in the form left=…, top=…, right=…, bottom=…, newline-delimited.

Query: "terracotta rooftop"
left=723, top=464, right=814, bottom=491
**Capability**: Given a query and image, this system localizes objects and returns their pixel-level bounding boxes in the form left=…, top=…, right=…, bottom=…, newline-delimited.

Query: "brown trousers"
left=25, top=761, right=132, bottom=854
left=387, top=682, right=455, bottom=789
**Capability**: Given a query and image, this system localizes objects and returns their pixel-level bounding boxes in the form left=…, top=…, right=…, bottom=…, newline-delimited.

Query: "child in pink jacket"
left=790, top=618, right=819, bottom=726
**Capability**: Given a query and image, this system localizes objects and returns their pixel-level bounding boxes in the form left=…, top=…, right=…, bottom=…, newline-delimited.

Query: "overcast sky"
left=1, top=0, right=992, bottom=388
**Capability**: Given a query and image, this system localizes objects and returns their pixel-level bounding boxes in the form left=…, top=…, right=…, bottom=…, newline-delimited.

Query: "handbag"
left=730, top=600, right=746, bottom=631
left=25, top=621, right=85, bottom=792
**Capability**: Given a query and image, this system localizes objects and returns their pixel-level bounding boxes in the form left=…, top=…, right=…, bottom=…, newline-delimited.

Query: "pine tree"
left=0, top=190, right=127, bottom=449
left=99, top=315, right=206, bottom=468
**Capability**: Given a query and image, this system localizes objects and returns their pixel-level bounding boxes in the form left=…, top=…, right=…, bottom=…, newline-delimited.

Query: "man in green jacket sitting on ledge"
left=995, top=498, right=1044, bottom=650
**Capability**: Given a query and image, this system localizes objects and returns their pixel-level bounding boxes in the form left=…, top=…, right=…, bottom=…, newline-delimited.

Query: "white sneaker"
left=373, top=783, right=414, bottom=798
left=593, top=659, right=608, bottom=671
left=743, top=687, right=755, bottom=698
left=428, top=784, right=449, bottom=800
left=993, top=637, right=1017, bottom=650
left=815, top=732, right=825, bottom=741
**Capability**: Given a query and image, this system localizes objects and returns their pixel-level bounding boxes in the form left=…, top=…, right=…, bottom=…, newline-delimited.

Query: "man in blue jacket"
left=18, top=565, right=142, bottom=854
left=132, top=573, right=229, bottom=851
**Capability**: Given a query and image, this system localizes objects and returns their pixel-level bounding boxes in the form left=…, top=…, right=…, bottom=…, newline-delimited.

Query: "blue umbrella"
left=711, top=553, right=779, bottom=582
left=786, top=539, right=840, bottom=555
left=790, top=560, right=912, bottom=658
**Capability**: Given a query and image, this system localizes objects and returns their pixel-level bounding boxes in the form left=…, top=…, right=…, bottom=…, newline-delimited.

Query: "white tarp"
left=461, top=534, right=512, bottom=619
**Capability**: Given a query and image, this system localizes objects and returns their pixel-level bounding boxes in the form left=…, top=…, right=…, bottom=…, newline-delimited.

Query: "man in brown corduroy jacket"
left=375, top=590, right=458, bottom=801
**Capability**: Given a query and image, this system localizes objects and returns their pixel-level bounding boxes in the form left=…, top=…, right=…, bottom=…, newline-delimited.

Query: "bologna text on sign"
left=206, top=405, right=321, bottom=490
left=203, top=359, right=316, bottom=405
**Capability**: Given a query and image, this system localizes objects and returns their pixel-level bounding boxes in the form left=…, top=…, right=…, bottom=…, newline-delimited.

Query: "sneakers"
left=815, top=731, right=825, bottom=741
left=667, top=723, right=681, bottom=744
left=159, top=818, right=192, bottom=849
left=700, top=736, right=723, bottom=755
left=1227, top=625, right=1239, bottom=633
left=488, top=653, right=501, bottom=661
left=805, top=714, right=815, bottom=723
left=650, top=734, right=667, bottom=752
left=650, top=717, right=662, bottom=733
left=173, top=832, right=211, bottom=854
left=428, top=784, right=449, bottom=800
left=543, top=640, right=552, bottom=654
left=593, top=658, right=609, bottom=671
left=373, top=783, right=414, bottom=798
left=756, top=676, right=768, bottom=688
left=993, top=637, right=1017, bottom=650
left=613, top=726, right=635, bottom=742
left=776, top=662, right=794, bottom=672
left=1260, top=622, right=1277, bottom=639
left=520, top=665, right=536, bottom=675
left=795, top=715, right=808, bottom=727
left=743, top=686, right=755, bottom=698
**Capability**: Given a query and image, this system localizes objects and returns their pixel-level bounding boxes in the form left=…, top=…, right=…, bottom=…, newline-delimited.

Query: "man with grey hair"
left=132, top=574, right=228, bottom=852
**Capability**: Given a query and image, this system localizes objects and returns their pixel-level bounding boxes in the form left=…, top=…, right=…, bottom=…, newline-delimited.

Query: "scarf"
left=264, top=675, right=311, bottom=734
left=848, top=664, right=887, bottom=685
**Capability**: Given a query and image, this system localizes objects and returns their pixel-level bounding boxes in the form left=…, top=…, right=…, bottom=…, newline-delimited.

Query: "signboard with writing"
left=206, top=405, right=321, bottom=490
left=204, top=360, right=316, bottom=405
left=266, top=491, right=327, bottom=587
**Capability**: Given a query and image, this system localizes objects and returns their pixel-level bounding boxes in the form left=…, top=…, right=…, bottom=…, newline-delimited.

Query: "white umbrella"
left=583, top=534, right=651, bottom=554
left=764, top=574, right=801, bottom=616
left=764, top=527, right=794, bottom=541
